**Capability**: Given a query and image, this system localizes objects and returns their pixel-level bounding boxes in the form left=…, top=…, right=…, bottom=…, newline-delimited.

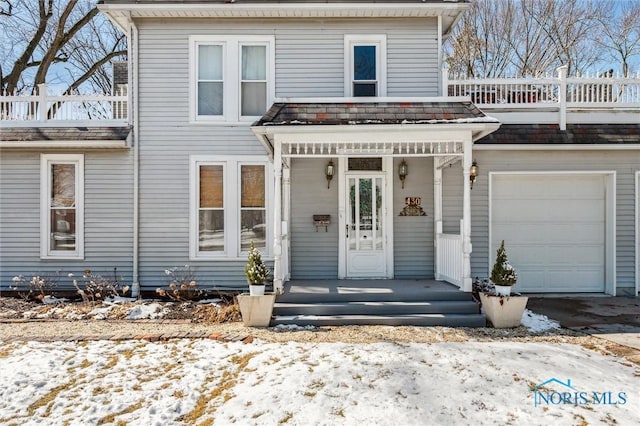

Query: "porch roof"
left=0, top=126, right=132, bottom=149
left=251, top=100, right=501, bottom=157
left=254, top=101, right=497, bottom=127
left=475, top=124, right=640, bottom=145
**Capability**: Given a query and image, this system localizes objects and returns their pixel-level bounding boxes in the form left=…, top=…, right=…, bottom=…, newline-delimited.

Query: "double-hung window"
left=190, top=156, right=270, bottom=259
left=344, top=35, right=387, bottom=97
left=191, top=36, right=274, bottom=122
left=40, top=154, right=84, bottom=259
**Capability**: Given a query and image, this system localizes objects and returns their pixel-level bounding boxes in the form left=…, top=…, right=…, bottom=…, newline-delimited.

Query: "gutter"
left=127, top=13, right=140, bottom=296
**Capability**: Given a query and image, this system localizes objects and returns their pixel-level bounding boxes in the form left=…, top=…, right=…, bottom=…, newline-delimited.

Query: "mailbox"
left=313, top=214, right=331, bottom=232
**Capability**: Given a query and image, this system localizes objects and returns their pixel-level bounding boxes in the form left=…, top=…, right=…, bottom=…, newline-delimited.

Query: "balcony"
left=1, top=83, right=128, bottom=127
left=445, top=67, right=640, bottom=129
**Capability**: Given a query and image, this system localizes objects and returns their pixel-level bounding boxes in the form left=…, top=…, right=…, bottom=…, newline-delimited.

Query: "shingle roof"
left=475, top=124, right=640, bottom=145
left=0, top=126, right=132, bottom=142
left=253, top=101, right=498, bottom=126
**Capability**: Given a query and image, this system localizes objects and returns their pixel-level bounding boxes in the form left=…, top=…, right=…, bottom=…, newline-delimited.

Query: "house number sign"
left=400, top=196, right=427, bottom=216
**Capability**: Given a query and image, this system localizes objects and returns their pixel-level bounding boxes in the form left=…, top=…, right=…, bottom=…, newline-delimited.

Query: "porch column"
left=462, top=139, right=473, bottom=292
left=273, top=139, right=284, bottom=294
left=282, top=164, right=291, bottom=280
left=433, top=158, right=443, bottom=280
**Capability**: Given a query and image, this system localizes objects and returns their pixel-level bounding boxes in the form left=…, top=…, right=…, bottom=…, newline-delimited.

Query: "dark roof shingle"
left=0, top=126, right=131, bottom=142
left=475, top=124, right=640, bottom=145
left=253, top=101, right=497, bottom=126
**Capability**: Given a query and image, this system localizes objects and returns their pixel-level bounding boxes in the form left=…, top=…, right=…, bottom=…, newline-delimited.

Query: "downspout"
left=129, top=14, right=140, bottom=297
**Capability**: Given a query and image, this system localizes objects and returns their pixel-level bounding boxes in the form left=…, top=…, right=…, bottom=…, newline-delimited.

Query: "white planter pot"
left=249, top=284, right=265, bottom=296
left=480, top=293, right=528, bottom=328
left=494, top=284, right=512, bottom=296
left=237, top=293, right=276, bottom=327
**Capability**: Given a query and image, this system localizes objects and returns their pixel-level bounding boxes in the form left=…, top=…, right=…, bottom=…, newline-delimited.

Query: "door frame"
left=636, top=171, right=639, bottom=296
left=488, top=171, right=616, bottom=295
left=338, top=157, right=394, bottom=278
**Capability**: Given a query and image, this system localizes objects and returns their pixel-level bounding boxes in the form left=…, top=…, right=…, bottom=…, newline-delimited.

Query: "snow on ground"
left=521, top=309, right=561, bottom=333
left=124, top=302, right=168, bottom=320
left=0, top=339, right=637, bottom=425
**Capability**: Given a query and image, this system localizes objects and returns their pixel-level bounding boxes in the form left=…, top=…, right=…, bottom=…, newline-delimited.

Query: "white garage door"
left=491, top=174, right=606, bottom=293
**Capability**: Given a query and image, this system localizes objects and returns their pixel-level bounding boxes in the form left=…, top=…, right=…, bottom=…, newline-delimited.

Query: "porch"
left=252, top=100, right=501, bottom=295
left=272, top=279, right=485, bottom=327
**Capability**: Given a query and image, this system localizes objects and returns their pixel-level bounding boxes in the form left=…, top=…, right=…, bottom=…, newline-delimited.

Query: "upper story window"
left=344, top=35, right=387, bottom=97
left=190, top=36, right=274, bottom=123
left=40, top=154, right=84, bottom=259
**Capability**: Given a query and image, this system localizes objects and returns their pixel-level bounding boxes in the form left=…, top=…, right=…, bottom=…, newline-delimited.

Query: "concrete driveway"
left=528, top=296, right=640, bottom=350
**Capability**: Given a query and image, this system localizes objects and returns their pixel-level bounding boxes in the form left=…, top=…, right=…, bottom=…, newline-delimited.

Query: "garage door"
left=491, top=174, right=606, bottom=292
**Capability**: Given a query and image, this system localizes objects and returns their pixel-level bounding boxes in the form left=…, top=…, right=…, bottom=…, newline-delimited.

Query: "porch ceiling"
left=251, top=99, right=501, bottom=157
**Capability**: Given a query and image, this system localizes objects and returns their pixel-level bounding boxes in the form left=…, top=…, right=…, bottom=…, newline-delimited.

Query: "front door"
left=346, top=174, right=387, bottom=277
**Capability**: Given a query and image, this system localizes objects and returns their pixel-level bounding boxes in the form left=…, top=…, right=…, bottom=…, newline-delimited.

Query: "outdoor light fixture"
left=398, top=159, right=408, bottom=189
left=470, top=160, right=479, bottom=189
left=325, top=160, right=335, bottom=189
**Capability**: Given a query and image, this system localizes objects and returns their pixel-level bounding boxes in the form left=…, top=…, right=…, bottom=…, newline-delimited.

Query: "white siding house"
left=1, top=0, right=638, bottom=300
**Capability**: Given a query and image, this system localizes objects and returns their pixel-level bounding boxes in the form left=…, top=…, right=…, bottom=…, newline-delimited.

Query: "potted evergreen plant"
left=479, top=240, right=528, bottom=328
left=490, top=240, right=518, bottom=296
left=245, top=241, right=269, bottom=296
left=237, top=241, right=275, bottom=327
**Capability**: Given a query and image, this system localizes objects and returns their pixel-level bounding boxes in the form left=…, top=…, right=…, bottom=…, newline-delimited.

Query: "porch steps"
left=271, top=287, right=485, bottom=327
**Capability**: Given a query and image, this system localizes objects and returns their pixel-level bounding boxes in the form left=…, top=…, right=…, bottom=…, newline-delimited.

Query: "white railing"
left=446, top=68, right=640, bottom=107
left=435, top=224, right=464, bottom=288
left=0, top=83, right=128, bottom=124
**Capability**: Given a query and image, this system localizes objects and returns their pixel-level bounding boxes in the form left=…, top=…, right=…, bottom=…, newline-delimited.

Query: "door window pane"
left=199, top=165, right=224, bottom=252
left=241, top=165, right=266, bottom=251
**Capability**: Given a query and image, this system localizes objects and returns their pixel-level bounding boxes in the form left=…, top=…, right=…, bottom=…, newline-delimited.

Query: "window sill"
left=189, top=256, right=274, bottom=262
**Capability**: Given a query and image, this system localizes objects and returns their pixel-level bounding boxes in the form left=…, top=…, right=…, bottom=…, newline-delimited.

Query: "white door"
left=491, top=174, right=606, bottom=293
left=346, top=174, right=387, bottom=277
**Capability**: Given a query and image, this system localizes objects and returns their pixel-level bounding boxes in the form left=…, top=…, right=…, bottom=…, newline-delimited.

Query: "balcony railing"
left=445, top=67, right=640, bottom=128
left=1, top=83, right=128, bottom=125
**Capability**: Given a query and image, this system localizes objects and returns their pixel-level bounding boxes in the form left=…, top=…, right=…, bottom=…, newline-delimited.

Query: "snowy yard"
left=0, top=338, right=638, bottom=425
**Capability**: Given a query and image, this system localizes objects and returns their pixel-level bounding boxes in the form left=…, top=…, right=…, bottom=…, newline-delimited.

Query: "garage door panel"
left=494, top=224, right=604, bottom=245
left=494, top=175, right=604, bottom=198
left=493, top=200, right=604, bottom=222
left=491, top=174, right=606, bottom=293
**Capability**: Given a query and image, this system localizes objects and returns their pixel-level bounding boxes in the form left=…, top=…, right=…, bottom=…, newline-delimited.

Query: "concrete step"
left=272, top=313, right=487, bottom=327
left=276, top=290, right=473, bottom=304
left=273, top=300, right=480, bottom=316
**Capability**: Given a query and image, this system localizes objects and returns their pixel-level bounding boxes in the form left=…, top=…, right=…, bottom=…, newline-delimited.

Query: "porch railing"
left=435, top=221, right=464, bottom=288
left=0, top=83, right=128, bottom=124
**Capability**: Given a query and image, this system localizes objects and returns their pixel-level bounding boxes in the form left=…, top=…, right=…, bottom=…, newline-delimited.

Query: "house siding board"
left=290, top=159, right=339, bottom=279
left=0, top=151, right=134, bottom=289
left=393, top=157, right=434, bottom=278
left=134, top=17, right=438, bottom=287
left=464, top=150, right=640, bottom=294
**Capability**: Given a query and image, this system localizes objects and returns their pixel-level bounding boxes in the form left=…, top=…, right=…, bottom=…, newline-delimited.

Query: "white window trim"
left=344, top=34, right=387, bottom=97
left=40, top=154, right=84, bottom=260
left=189, top=35, right=275, bottom=124
left=189, top=155, right=272, bottom=260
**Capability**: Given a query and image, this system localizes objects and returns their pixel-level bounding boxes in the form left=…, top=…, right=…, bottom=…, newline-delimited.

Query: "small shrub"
left=72, top=268, right=130, bottom=303
left=490, top=240, right=517, bottom=286
left=155, top=265, right=204, bottom=301
left=11, top=272, right=59, bottom=301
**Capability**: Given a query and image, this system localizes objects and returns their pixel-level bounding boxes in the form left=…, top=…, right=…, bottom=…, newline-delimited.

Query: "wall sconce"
left=325, top=160, right=335, bottom=189
left=470, top=160, right=479, bottom=189
left=398, top=159, right=408, bottom=189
